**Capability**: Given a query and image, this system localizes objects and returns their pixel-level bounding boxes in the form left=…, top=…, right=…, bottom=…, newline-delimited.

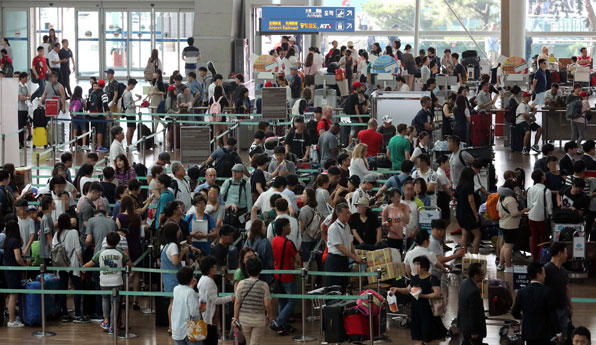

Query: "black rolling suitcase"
left=510, top=125, right=524, bottom=152
left=323, top=300, right=355, bottom=343
left=155, top=296, right=170, bottom=327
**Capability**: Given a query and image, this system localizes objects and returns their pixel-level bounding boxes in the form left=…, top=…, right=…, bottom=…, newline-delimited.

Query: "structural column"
left=508, top=0, right=527, bottom=58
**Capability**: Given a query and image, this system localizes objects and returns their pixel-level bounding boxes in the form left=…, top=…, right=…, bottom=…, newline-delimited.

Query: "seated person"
left=557, top=178, right=588, bottom=219
left=544, top=83, right=563, bottom=106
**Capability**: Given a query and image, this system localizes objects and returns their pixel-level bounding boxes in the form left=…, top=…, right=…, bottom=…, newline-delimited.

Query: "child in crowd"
left=171, top=267, right=204, bottom=345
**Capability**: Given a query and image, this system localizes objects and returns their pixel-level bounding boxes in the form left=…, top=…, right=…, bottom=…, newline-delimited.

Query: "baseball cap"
left=289, top=36, right=296, bottom=42
left=231, top=163, right=244, bottom=172
left=363, top=174, right=377, bottom=183
left=352, top=81, right=362, bottom=89
left=522, top=91, right=531, bottom=98
left=28, top=205, right=38, bottom=212
left=97, top=79, right=106, bottom=88
left=265, top=81, right=273, bottom=87
left=356, top=197, right=369, bottom=207
left=168, top=84, right=176, bottom=92
left=290, top=66, right=298, bottom=71
left=382, top=115, right=392, bottom=124
left=580, top=91, right=588, bottom=98
left=347, top=41, right=354, bottom=47
left=348, top=175, right=361, bottom=186
left=105, top=68, right=115, bottom=75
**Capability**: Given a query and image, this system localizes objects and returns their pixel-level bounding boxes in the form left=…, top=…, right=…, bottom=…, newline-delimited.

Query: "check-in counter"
left=542, top=107, right=596, bottom=145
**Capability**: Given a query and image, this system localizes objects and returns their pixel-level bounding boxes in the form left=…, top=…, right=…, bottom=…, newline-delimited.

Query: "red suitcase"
left=344, top=307, right=380, bottom=341
left=469, top=112, right=492, bottom=147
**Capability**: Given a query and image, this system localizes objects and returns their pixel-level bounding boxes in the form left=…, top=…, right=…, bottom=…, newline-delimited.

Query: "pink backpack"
left=356, top=289, right=386, bottom=316
left=209, top=96, right=223, bottom=122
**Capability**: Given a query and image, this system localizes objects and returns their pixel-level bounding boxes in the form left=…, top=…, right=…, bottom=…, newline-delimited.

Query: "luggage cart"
left=308, top=285, right=342, bottom=344
left=418, top=206, right=441, bottom=234
left=387, top=277, right=412, bottom=328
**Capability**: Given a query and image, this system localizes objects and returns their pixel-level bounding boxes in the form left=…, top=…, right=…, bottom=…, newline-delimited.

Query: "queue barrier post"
left=219, top=274, right=228, bottom=341
left=293, top=268, right=316, bottom=343
left=141, top=245, right=155, bottom=314
left=358, top=257, right=365, bottom=292
left=112, top=288, right=118, bottom=338
left=36, top=153, right=41, bottom=185
left=162, top=126, right=167, bottom=152
left=23, top=134, right=27, bottom=167
left=91, top=127, right=96, bottom=154
left=368, top=293, right=374, bottom=345
left=32, top=264, right=56, bottom=337
left=1, top=133, right=5, bottom=165
left=119, top=265, right=138, bottom=338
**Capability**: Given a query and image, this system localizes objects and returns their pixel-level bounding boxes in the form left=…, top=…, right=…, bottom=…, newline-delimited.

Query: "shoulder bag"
left=270, top=238, right=288, bottom=294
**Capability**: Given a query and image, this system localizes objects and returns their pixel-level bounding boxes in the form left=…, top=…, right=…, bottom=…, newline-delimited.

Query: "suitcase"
left=47, top=120, right=65, bottom=146
left=20, top=274, right=62, bottom=325
left=323, top=300, right=354, bottom=343
left=510, top=124, right=524, bottom=152
left=553, top=208, right=583, bottom=224
left=32, top=127, right=48, bottom=147
left=469, top=113, right=492, bottom=147
left=488, top=279, right=513, bottom=316
left=155, top=296, right=170, bottom=327
left=462, top=50, right=478, bottom=59
left=137, top=124, right=154, bottom=150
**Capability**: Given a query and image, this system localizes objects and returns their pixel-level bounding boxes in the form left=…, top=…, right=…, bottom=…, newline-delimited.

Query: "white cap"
left=382, top=115, right=392, bottom=124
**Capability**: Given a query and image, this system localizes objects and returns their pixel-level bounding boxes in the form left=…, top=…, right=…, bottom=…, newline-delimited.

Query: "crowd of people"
left=1, top=32, right=596, bottom=345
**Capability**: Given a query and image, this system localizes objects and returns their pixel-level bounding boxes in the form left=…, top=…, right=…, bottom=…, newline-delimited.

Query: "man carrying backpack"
left=202, top=137, right=246, bottom=178
left=105, top=69, right=124, bottom=113
left=0, top=170, right=15, bottom=228
left=220, top=163, right=252, bottom=217
left=87, top=79, right=109, bottom=152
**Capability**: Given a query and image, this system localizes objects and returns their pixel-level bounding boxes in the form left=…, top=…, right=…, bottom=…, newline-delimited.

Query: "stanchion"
left=51, top=119, right=57, bottom=163
left=23, top=137, right=27, bottom=167
left=111, top=288, right=118, bottom=338
left=141, top=139, right=146, bottom=166
left=173, top=118, right=178, bottom=153
left=358, top=256, right=365, bottom=292
left=375, top=268, right=391, bottom=343
left=32, top=264, right=56, bottom=337
left=1, top=133, right=5, bottom=165
left=119, top=266, right=138, bottom=338
left=141, top=245, right=154, bottom=314
left=91, top=128, right=96, bottom=153
left=219, top=274, right=228, bottom=341
left=368, top=293, right=374, bottom=345
left=293, top=268, right=317, bottom=342
left=162, top=127, right=167, bottom=152
left=36, top=153, right=41, bottom=185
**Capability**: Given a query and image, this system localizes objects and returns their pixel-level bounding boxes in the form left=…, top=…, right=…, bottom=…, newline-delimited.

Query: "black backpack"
left=132, top=162, right=148, bottom=199
left=505, top=98, right=519, bottom=124
left=116, top=82, right=127, bottom=102
left=215, top=147, right=238, bottom=178
left=88, top=90, right=103, bottom=112
left=33, top=107, right=48, bottom=128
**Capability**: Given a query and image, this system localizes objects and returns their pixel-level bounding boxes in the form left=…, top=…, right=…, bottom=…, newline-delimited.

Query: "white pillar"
left=509, top=0, right=527, bottom=58
left=414, top=0, right=421, bottom=54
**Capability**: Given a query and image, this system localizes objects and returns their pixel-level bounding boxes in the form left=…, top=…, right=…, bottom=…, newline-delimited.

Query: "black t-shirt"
left=349, top=211, right=380, bottom=245
left=454, top=63, right=466, bottom=81
left=455, top=182, right=476, bottom=218
left=101, top=182, right=117, bottom=204
left=3, top=237, right=20, bottom=266
left=285, top=129, right=309, bottom=158
left=559, top=185, right=588, bottom=211
left=306, top=120, right=319, bottom=143
left=211, top=242, right=229, bottom=268
left=545, top=172, right=564, bottom=205
left=378, top=125, right=396, bottom=146
left=544, top=261, right=569, bottom=309
left=59, top=48, right=72, bottom=72
left=344, top=92, right=369, bottom=117
left=250, top=169, right=267, bottom=195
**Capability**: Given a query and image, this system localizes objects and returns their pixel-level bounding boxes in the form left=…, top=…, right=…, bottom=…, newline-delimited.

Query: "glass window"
left=421, top=0, right=501, bottom=31
left=156, top=11, right=180, bottom=76
left=323, top=0, right=415, bottom=31
left=105, top=11, right=128, bottom=78
left=527, top=0, right=596, bottom=32
left=77, top=11, right=99, bottom=78
left=3, top=10, right=29, bottom=73
left=130, top=11, right=152, bottom=76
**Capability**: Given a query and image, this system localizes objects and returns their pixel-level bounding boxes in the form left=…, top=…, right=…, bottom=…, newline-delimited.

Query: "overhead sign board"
left=261, top=6, right=355, bottom=33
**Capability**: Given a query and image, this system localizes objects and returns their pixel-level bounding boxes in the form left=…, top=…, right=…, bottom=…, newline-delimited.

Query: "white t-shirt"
left=48, top=50, right=60, bottom=68
left=412, top=168, right=438, bottom=206
left=171, top=284, right=202, bottom=341
left=79, top=176, right=100, bottom=191
left=403, top=245, right=438, bottom=276
left=109, top=140, right=126, bottom=166
left=165, top=242, right=179, bottom=262
left=172, top=176, right=192, bottom=212
left=283, top=56, right=298, bottom=77
left=52, top=229, right=82, bottom=274
left=515, top=101, right=532, bottom=125
left=266, top=214, right=302, bottom=250
left=401, top=199, right=419, bottom=237
left=436, top=167, right=450, bottom=192
left=92, top=247, right=128, bottom=287
left=253, top=189, right=291, bottom=215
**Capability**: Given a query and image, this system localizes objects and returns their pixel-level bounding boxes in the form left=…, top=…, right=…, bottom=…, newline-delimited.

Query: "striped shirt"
left=235, top=278, right=270, bottom=326
left=182, top=45, right=200, bottom=67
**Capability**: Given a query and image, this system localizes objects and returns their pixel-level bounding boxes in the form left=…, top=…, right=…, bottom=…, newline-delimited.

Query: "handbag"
left=270, top=238, right=288, bottom=294
left=429, top=296, right=446, bottom=316
left=543, top=186, right=552, bottom=236
left=185, top=313, right=207, bottom=341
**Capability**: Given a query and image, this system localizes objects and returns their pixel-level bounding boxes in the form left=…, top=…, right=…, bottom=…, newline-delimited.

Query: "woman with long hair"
left=283, top=47, right=300, bottom=80
left=3, top=219, right=30, bottom=327
left=148, top=68, right=165, bottom=109
left=245, top=219, right=274, bottom=283
left=114, top=154, right=136, bottom=186
left=349, top=143, right=380, bottom=180
left=456, top=167, right=482, bottom=253
left=53, top=213, right=84, bottom=322
left=48, top=29, right=58, bottom=44
left=161, top=222, right=189, bottom=332
left=210, top=85, right=230, bottom=145
left=69, top=86, right=88, bottom=149
left=384, top=45, right=396, bottom=60
left=401, top=44, right=417, bottom=90
left=1, top=37, right=13, bottom=60
left=442, top=93, right=457, bottom=137
left=453, top=94, right=471, bottom=144
left=411, top=131, right=430, bottom=162
left=304, top=51, right=317, bottom=92
left=116, top=195, right=143, bottom=308
left=233, top=247, right=257, bottom=290
left=298, top=188, right=320, bottom=264
left=144, top=49, right=162, bottom=81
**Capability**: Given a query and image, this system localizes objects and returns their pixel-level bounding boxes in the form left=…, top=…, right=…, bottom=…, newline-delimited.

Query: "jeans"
left=301, top=241, right=315, bottom=265
left=571, top=121, right=586, bottom=145
left=555, top=307, right=569, bottom=343
left=101, top=285, right=122, bottom=326
left=275, top=280, right=297, bottom=328
left=31, top=79, right=45, bottom=100
left=58, top=271, right=82, bottom=316
left=174, top=337, right=202, bottom=345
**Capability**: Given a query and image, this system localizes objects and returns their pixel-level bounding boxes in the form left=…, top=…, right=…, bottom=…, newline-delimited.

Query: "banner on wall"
left=261, top=6, right=355, bottom=33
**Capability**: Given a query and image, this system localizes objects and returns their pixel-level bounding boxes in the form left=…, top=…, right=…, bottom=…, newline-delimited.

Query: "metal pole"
left=23, top=135, right=27, bottom=167
left=112, top=288, right=117, bottom=338
left=293, top=268, right=316, bottom=342
left=141, top=246, right=154, bottom=314
left=414, top=0, right=421, bottom=55
left=1, top=133, right=5, bottom=165
left=368, top=293, right=374, bottom=345
left=91, top=127, right=96, bottom=153
left=51, top=119, right=56, bottom=163
left=173, top=118, right=178, bottom=153
left=441, top=0, right=489, bottom=59
left=36, top=154, right=40, bottom=185
left=141, top=139, right=146, bottom=166
left=119, top=266, right=138, bottom=338
left=219, top=274, right=228, bottom=341
left=320, top=302, right=325, bottom=344
left=358, top=256, right=364, bottom=292
left=32, top=264, right=56, bottom=337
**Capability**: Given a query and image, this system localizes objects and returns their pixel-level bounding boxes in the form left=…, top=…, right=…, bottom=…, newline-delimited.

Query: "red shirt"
left=317, top=118, right=332, bottom=135
left=272, top=235, right=297, bottom=283
left=358, top=129, right=384, bottom=156
left=32, top=56, right=48, bottom=79
left=1, top=56, right=12, bottom=66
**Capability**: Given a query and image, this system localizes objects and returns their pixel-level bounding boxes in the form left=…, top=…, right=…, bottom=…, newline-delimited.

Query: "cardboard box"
left=355, top=248, right=402, bottom=267
left=366, top=262, right=407, bottom=284
left=461, top=254, right=488, bottom=277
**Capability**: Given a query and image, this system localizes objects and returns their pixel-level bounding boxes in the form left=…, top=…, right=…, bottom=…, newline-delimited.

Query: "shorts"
left=437, top=192, right=451, bottom=220
left=124, top=114, right=137, bottom=128
left=90, top=116, right=106, bottom=134
left=456, top=214, right=480, bottom=231
left=72, top=116, right=88, bottom=132
left=501, top=227, right=519, bottom=244
left=519, top=121, right=540, bottom=133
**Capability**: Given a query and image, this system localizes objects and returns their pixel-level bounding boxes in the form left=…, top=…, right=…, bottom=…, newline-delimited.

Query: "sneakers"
left=284, top=325, right=297, bottom=333
left=7, top=320, right=25, bottom=328
left=73, top=315, right=90, bottom=323
left=89, top=314, right=103, bottom=322
left=450, top=228, right=462, bottom=235
left=61, top=315, right=73, bottom=322
left=531, top=144, right=540, bottom=153
left=504, top=266, right=514, bottom=273
left=100, top=320, right=110, bottom=330
left=521, top=148, right=529, bottom=155
left=108, top=327, right=114, bottom=335
left=81, top=145, right=90, bottom=151
left=97, top=146, right=109, bottom=152
left=497, top=263, right=505, bottom=271
left=269, top=321, right=284, bottom=335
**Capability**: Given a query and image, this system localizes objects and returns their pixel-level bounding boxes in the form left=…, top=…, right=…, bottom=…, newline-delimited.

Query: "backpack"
left=566, top=98, right=583, bottom=120
left=151, top=225, right=166, bottom=258
left=0, top=186, right=15, bottom=219
left=291, top=98, right=307, bottom=115
left=50, top=234, right=71, bottom=268
left=88, top=90, right=103, bottom=113
left=118, top=90, right=129, bottom=112
left=223, top=178, right=246, bottom=203
left=215, top=147, right=238, bottom=178
left=69, top=98, right=83, bottom=114
left=170, top=179, right=181, bottom=199
left=156, top=99, right=166, bottom=114
left=33, top=107, right=48, bottom=128
left=3, top=61, right=14, bottom=78
left=304, top=209, right=323, bottom=241
left=209, top=96, right=223, bottom=122
left=116, top=82, right=127, bottom=102
left=485, top=193, right=500, bottom=220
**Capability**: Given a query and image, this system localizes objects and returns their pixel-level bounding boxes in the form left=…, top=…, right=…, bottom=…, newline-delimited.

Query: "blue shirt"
left=188, top=80, right=202, bottom=106
left=534, top=68, right=548, bottom=94
left=283, top=188, right=298, bottom=213
left=155, top=189, right=175, bottom=228
left=384, top=173, right=411, bottom=192
left=112, top=201, right=121, bottom=220
left=413, top=108, right=433, bottom=135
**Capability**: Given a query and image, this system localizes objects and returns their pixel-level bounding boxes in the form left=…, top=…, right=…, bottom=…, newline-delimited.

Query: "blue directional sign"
left=261, top=6, right=355, bottom=33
